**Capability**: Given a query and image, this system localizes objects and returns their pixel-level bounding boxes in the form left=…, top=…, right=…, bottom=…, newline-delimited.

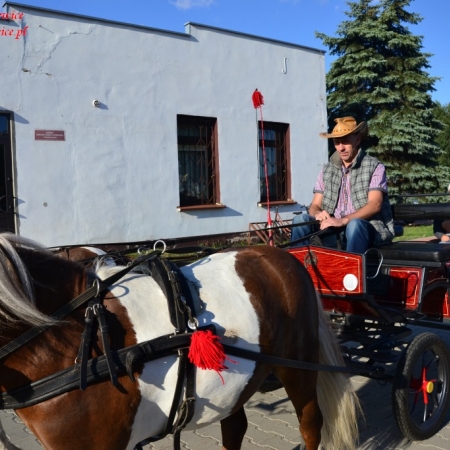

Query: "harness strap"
left=0, top=251, right=161, bottom=362
left=0, top=330, right=198, bottom=410
left=137, top=348, right=191, bottom=447
left=94, top=300, right=118, bottom=387
left=172, top=353, right=196, bottom=449
left=221, top=344, right=386, bottom=378
left=76, top=301, right=96, bottom=391
left=133, top=258, right=198, bottom=450
left=149, top=258, right=185, bottom=332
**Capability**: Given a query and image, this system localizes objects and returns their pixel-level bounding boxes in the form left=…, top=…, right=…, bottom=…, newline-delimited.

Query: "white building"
left=0, top=2, right=328, bottom=247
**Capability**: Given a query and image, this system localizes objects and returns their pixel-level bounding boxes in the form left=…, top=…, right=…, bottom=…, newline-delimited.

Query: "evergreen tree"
left=316, top=0, right=447, bottom=199
left=434, top=102, right=450, bottom=168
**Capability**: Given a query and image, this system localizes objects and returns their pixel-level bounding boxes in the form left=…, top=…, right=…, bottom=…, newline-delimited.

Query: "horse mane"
left=0, top=233, right=59, bottom=326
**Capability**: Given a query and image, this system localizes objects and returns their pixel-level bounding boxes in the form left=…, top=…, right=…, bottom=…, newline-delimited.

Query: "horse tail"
left=315, top=294, right=362, bottom=450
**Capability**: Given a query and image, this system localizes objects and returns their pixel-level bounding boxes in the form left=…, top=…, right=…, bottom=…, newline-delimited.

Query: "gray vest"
left=321, top=149, right=395, bottom=246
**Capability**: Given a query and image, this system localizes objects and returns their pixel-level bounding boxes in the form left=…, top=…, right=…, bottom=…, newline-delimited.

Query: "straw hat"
left=319, top=116, right=368, bottom=139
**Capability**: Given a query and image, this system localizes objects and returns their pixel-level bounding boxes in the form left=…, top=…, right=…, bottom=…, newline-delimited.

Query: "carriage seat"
left=376, top=241, right=450, bottom=264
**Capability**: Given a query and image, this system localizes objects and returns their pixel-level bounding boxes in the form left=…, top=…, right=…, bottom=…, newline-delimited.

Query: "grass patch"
left=393, top=224, right=433, bottom=241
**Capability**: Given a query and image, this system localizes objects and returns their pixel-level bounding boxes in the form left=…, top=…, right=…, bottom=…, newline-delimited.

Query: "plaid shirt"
left=313, top=163, right=387, bottom=218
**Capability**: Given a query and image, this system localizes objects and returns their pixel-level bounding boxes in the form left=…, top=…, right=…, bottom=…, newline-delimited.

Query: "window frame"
left=176, top=114, right=223, bottom=211
left=257, top=121, right=293, bottom=206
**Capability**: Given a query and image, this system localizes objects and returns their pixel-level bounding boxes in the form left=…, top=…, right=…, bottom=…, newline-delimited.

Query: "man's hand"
left=320, top=217, right=348, bottom=230
left=315, top=210, right=331, bottom=221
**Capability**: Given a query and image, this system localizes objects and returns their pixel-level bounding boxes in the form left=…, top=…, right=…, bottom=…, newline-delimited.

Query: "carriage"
left=287, top=201, right=450, bottom=442
left=1, top=201, right=450, bottom=449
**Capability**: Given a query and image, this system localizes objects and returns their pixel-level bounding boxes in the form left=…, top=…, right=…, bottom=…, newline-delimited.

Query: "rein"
left=279, top=225, right=340, bottom=249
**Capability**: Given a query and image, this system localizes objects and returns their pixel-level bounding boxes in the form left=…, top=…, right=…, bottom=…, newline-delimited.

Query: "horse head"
left=0, top=233, right=87, bottom=328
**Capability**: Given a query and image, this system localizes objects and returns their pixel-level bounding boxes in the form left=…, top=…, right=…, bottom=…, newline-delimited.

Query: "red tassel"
left=188, top=330, right=237, bottom=383
left=252, top=89, right=264, bottom=108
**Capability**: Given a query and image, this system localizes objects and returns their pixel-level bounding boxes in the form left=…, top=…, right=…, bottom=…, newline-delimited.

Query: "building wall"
left=0, top=3, right=328, bottom=247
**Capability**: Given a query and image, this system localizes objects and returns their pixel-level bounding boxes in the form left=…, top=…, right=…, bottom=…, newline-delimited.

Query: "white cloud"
left=170, top=0, right=215, bottom=10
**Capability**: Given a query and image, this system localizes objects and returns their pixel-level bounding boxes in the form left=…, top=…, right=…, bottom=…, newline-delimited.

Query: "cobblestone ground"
left=2, top=325, right=450, bottom=450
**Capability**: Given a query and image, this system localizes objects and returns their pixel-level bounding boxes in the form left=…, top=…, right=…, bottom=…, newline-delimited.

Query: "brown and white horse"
left=0, top=233, right=359, bottom=450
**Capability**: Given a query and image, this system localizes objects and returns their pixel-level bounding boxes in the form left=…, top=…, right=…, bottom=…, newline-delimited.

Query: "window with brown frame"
left=258, top=121, right=290, bottom=203
left=177, top=115, right=219, bottom=207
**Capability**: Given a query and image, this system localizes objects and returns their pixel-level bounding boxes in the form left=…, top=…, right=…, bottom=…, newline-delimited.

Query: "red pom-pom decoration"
left=188, top=330, right=237, bottom=384
left=252, top=89, right=264, bottom=108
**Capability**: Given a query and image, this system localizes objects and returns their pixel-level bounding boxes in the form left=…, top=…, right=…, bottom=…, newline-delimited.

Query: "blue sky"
left=7, top=0, right=450, bottom=104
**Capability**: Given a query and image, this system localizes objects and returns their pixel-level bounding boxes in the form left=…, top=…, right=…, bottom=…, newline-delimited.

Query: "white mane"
left=0, top=233, right=58, bottom=326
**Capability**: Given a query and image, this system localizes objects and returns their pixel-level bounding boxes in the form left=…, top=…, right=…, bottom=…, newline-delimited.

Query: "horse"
left=0, top=233, right=359, bottom=450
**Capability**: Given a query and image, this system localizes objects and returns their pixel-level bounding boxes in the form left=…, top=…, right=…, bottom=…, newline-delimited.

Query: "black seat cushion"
left=377, top=242, right=450, bottom=263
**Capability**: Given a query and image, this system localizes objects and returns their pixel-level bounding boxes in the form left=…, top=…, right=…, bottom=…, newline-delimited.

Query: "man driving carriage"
left=291, top=116, right=395, bottom=253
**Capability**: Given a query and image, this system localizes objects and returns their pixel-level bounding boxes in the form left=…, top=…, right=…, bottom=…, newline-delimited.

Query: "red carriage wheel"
left=393, top=332, right=450, bottom=441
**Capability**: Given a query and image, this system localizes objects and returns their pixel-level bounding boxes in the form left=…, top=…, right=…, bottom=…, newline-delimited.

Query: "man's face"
left=333, top=133, right=361, bottom=167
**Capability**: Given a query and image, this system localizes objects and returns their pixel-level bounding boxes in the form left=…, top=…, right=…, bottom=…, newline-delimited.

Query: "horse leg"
left=275, top=368, right=322, bottom=450
left=220, top=406, right=247, bottom=450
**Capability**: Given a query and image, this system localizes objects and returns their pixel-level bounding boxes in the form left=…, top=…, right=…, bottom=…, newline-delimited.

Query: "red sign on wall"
left=35, top=130, right=65, bottom=141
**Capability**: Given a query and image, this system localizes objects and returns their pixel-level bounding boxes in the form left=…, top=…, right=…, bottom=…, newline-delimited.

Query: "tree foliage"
left=316, top=0, right=448, bottom=198
left=434, top=102, right=450, bottom=168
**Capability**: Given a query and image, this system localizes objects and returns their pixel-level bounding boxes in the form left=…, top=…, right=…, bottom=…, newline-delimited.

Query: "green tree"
left=434, top=102, right=450, bottom=168
left=316, top=0, right=447, bottom=199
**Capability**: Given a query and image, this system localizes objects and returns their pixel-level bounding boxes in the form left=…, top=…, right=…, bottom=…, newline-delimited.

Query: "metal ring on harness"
left=93, top=279, right=101, bottom=297
left=137, top=246, right=152, bottom=256
left=153, top=240, right=167, bottom=254
left=187, top=317, right=199, bottom=330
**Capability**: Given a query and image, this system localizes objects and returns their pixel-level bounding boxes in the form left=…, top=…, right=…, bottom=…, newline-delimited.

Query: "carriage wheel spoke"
left=408, top=360, right=443, bottom=423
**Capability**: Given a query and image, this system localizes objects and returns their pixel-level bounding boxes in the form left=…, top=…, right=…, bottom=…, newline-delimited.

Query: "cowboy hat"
left=319, top=116, right=368, bottom=139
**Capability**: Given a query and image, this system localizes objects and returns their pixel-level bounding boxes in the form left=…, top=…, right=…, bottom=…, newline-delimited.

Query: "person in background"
left=434, top=186, right=450, bottom=242
left=433, top=220, right=450, bottom=243
left=291, top=116, right=395, bottom=253
left=434, top=220, right=450, bottom=242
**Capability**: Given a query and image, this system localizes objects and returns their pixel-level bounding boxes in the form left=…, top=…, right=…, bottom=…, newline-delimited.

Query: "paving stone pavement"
left=2, top=325, right=450, bottom=450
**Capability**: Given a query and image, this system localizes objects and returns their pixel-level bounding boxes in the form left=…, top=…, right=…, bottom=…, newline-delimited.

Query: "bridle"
left=0, top=250, right=162, bottom=362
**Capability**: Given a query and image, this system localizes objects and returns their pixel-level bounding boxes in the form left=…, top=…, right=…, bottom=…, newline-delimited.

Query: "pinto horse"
left=0, top=233, right=359, bottom=450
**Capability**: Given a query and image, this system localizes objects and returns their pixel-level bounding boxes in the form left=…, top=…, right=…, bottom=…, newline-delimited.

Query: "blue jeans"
left=290, top=213, right=376, bottom=253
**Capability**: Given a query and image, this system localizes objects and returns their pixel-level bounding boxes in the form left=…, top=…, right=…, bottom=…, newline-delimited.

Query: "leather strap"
left=0, top=331, right=195, bottom=410
left=76, top=302, right=96, bottom=391
left=94, top=300, right=118, bottom=387
left=221, top=344, right=387, bottom=378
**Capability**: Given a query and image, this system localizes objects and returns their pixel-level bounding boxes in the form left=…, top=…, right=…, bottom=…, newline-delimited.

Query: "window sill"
left=177, top=204, right=226, bottom=212
left=257, top=200, right=297, bottom=207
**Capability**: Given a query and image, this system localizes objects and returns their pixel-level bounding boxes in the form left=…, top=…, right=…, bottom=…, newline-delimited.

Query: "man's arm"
left=320, top=190, right=383, bottom=229
left=308, top=192, right=332, bottom=221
